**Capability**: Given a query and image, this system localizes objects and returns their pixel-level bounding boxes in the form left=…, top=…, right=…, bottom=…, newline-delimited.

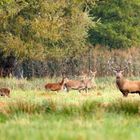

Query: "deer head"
left=90, top=70, right=97, bottom=77
left=113, top=70, right=124, bottom=79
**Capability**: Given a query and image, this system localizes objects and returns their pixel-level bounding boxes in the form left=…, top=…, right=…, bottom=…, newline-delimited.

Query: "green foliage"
left=0, top=0, right=95, bottom=61
left=0, top=0, right=14, bottom=7
left=1, top=0, right=140, bottom=63
left=89, top=0, right=140, bottom=48
left=108, top=99, right=140, bottom=115
left=1, top=113, right=140, bottom=140
left=30, top=0, right=95, bottom=59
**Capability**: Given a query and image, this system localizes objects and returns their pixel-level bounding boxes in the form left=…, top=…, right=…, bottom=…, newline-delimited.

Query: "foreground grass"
left=0, top=77, right=140, bottom=140
left=0, top=113, right=140, bottom=140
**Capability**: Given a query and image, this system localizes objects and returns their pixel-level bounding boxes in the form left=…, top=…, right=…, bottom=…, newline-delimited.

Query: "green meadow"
left=0, top=77, right=140, bottom=140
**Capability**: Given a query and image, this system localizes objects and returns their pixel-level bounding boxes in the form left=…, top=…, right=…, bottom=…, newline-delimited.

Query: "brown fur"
left=114, top=70, right=140, bottom=97
left=65, top=71, right=97, bottom=93
left=45, top=77, right=67, bottom=92
left=82, top=79, right=96, bottom=92
left=64, top=79, right=86, bottom=92
left=83, top=71, right=97, bottom=92
left=0, top=88, right=10, bottom=97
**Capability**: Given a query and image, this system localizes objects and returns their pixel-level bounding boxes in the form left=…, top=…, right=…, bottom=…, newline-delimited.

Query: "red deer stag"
left=45, top=76, right=68, bottom=92
left=0, top=88, right=11, bottom=97
left=113, top=70, right=140, bottom=97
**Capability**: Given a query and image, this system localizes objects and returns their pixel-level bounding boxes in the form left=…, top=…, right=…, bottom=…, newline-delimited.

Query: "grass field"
left=0, top=77, right=140, bottom=140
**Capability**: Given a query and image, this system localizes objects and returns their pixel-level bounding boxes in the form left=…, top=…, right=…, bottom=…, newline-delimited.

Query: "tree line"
left=0, top=0, right=140, bottom=78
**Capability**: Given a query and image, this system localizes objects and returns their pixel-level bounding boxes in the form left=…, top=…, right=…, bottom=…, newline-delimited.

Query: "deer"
left=64, top=78, right=86, bottom=93
left=82, top=70, right=97, bottom=93
left=64, top=70, right=97, bottom=93
left=45, top=76, right=68, bottom=92
left=113, top=69, right=140, bottom=97
left=0, top=88, right=11, bottom=97
left=108, top=58, right=140, bottom=97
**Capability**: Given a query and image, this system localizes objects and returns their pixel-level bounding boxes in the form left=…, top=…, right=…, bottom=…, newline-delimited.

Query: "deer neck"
left=60, top=78, right=65, bottom=86
left=116, top=77, right=125, bottom=89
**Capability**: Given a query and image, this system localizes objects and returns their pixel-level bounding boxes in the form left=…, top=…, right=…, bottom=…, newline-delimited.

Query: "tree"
left=89, top=0, right=140, bottom=49
left=0, top=0, right=95, bottom=61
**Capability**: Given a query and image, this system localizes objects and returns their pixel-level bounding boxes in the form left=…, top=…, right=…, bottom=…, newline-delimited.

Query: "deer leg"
left=123, top=92, right=128, bottom=97
left=85, top=88, right=88, bottom=93
left=79, top=88, right=85, bottom=93
left=7, top=94, right=10, bottom=98
left=64, top=85, right=69, bottom=92
left=79, top=89, right=82, bottom=93
left=125, top=93, right=128, bottom=97
left=66, top=87, right=70, bottom=93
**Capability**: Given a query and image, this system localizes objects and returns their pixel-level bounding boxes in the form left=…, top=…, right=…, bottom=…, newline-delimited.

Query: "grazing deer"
left=0, top=88, right=11, bottom=97
left=113, top=70, right=140, bottom=97
left=45, top=76, right=68, bottom=92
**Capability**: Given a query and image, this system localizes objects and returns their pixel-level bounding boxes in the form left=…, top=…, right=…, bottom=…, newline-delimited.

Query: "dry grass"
left=0, top=77, right=140, bottom=140
left=90, top=46, right=140, bottom=77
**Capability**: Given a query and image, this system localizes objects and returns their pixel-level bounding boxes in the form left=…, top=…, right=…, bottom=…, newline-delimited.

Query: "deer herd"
left=0, top=69, right=140, bottom=98
left=45, top=70, right=97, bottom=93
left=45, top=69, right=140, bottom=97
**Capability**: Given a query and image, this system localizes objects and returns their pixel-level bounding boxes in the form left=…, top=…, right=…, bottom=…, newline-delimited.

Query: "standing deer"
left=64, top=71, right=97, bottom=93
left=113, top=70, right=140, bottom=97
left=0, top=88, right=11, bottom=97
left=64, top=78, right=86, bottom=92
left=45, top=76, right=68, bottom=92
left=83, top=71, right=97, bottom=93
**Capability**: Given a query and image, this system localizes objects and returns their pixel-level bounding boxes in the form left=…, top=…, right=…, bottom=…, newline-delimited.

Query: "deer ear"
left=93, top=71, right=97, bottom=74
left=90, top=70, right=93, bottom=73
left=113, top=70, right=117, bottom=74
left=92, top=71, right=97, bottom=77
left=90, top=70, right=97, bottom=74
left=120, top=70, right=124, bottom=73
left=81, top=71, right=86, bottom=75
